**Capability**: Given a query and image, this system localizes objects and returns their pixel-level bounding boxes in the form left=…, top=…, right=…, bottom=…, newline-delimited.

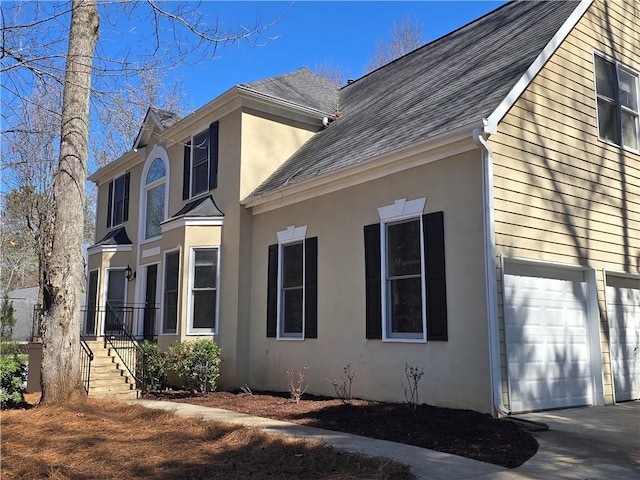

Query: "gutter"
left=473, top=121, right=511, bottom=417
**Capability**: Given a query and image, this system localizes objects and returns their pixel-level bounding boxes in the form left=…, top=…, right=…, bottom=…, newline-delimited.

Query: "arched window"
left=144, top=156, right=166, bottom=240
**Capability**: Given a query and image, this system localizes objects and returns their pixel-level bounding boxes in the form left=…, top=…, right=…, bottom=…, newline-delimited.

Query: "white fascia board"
left=486, top=0, right=594, bottom=133
left=88, top=149, right=143, bottom=184
left=243, top=121, right=482, bottom=215
left=86, top=244, right=133, bottom=255
left=161, top=216, right=225, bottom=233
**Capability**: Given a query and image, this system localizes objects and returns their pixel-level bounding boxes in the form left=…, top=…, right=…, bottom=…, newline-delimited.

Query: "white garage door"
left=606, top=274, right=640, bottom=402
left=504, top=263, right=594, bottom=412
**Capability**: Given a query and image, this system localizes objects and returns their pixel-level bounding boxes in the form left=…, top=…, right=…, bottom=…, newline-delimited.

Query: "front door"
left=143, top=264, right=158, bottom=340
left=105, top=269, right=127, bottom=334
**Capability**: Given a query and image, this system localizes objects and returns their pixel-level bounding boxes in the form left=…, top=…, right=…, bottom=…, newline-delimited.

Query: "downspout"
left=473, top=121, right=511, bottom=417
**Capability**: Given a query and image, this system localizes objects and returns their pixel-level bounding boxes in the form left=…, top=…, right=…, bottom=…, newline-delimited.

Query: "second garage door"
left=503, top=262, right=598, bottom=412
left=606, top=274, right=640, bottom=402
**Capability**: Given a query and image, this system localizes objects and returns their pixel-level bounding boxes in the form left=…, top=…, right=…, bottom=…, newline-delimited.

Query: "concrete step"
left=86, top=340, right=140, bottom=400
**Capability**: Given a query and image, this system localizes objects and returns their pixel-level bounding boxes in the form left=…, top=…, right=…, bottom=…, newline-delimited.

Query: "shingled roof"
left=247, top=0, right=581, bottom=200
left=240, top=67, right=339, bottom=115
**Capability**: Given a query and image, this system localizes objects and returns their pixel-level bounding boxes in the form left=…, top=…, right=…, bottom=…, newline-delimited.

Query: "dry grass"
left=0, top=395, right=414, bottom=480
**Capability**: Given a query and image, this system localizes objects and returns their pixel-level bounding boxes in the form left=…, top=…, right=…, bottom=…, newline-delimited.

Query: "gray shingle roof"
left=248, top=0, right=580, bottom=198
left=92, top=227, right=132, bottom=246
left=241, top=67, right=339, bottom=114
left=150, top=107, right=182, bottom=129
left=171, top=195, right=224, bottom=218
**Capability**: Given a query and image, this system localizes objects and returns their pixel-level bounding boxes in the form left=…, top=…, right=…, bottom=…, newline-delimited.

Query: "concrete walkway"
left=133, top=399, right=640, bottom=480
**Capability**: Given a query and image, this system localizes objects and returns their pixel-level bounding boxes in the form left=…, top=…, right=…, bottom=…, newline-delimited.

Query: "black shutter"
left=304, top=237, right=318, bottom=339
left=122, top=172, right=130, bottom=222
left=364, top=223, right=382, bottom=339
left=266, top=243, right=278, bottom=337
left=209, top=122, right=219, bottom=190
left=106, top=180, right=114, bottom=228
left=423, top=211, right=448, bottom=341
left=183, top=141, right=191, bottom=200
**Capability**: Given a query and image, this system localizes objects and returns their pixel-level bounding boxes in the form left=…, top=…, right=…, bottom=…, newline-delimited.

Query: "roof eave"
left=242, top=120, right=484, bottom=214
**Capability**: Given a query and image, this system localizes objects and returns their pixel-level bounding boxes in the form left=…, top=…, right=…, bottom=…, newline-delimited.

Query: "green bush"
left=137, top=340, right=167, bottom=392
left=165, top=340, right=222, bottom=394
left=0, top=355, right=26, bottom=409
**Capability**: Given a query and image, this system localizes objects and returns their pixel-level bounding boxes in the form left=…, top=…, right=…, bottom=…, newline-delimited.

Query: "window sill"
left=382, top=336, right=427, bottom=344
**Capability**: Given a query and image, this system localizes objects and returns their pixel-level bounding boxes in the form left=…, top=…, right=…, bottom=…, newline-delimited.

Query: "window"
left=267, top=226, right=317, bottom=340
left=163, top=251, right=179, bottom=334
left=144, top=157, right=166, bottom=240
left=594, top=53, right=639, bottom=151
left=364, top=198, right=447, bottom=342
left=106, top=172, right=130, bottom=227
left=183, top=122, right=219, bottom=200
left=188, top=247, right=219, bottom=334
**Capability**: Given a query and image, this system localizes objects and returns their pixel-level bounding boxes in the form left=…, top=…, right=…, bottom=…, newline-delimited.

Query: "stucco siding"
left=490, top=0, right=640, bottom=407
left=248, top=150, right=492, bottom=412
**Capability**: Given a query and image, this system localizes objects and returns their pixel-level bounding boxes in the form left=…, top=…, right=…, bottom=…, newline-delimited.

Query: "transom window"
left=594, top=53, right=639, bottom=151
left=144, top=157, right=166, bottom=240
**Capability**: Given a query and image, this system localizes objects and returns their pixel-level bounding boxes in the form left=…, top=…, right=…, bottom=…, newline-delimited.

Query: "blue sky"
left=171, top=1, right=508, bottom=109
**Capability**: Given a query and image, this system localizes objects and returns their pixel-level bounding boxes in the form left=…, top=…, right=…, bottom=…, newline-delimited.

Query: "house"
left=85, top=0, right=639, bottom=414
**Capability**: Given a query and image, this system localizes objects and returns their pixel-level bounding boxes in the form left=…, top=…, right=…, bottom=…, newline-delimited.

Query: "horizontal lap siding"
left=490, top=0, right=640, bottom=407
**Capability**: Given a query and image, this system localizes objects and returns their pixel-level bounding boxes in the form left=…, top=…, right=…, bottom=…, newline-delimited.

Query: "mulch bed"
left=146, top=390, right=537, bottom=468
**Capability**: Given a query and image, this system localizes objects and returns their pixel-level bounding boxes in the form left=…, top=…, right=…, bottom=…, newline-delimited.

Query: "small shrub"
left=0, top=355, right=26, bottom=409
left=402, top=363, right=424, bottom=413
left=286, top=366, right=309, bottom=403
left=165, top=340, right=222, bottom=394
left=137, top=340, right=167, bottom=392
left=328, top=363, right=355, bottom=404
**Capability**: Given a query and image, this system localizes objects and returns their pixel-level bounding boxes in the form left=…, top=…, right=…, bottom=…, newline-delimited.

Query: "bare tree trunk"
left=41, top=0, right=99, bottom=404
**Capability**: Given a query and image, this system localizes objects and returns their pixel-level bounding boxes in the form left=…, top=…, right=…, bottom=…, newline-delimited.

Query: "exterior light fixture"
left=125, top=265, right=135, bottom=282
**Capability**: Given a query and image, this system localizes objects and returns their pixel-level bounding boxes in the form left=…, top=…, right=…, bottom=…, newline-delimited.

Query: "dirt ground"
left=147, top=390, right=538, bottom=468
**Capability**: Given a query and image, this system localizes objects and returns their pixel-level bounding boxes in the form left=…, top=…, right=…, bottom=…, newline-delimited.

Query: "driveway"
left=488, top=402, right=640, bottom=480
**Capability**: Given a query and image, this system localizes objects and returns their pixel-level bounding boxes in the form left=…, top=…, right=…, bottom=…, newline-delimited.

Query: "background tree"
left=0, top=292, right=17, bottom=342
left=366, top=16, right=424, bottom=73
left=1, top=0, right=271, bottom=404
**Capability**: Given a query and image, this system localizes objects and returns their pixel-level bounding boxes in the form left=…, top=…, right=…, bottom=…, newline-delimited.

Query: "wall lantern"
left=125, top=265, right=136, bottom=282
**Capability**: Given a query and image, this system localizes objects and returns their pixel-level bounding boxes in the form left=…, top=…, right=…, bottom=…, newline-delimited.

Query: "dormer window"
left=594, top=53, right=639, bottom=151
left=183, top=122, right=219, bottom=200
left=107, top=172, right=130, bottom=228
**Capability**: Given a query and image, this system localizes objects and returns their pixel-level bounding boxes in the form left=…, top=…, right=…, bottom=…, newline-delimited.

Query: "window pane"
left=595, top=55, right=617, bottom=99
left=145, top=184, right=164, bottom=239
left=192, top=290, right=216, bottom=329
left=622, top=111, right=638, bottom=150
left=113, top=175, right=125, bottom=226
left=191, top=131, right=209, bottom=196
left=619, top=69, right=638, bottom=111
left=388, top=277, right=423, bottom=334
left=282, top=242, right=303, bottom=288
left=192, top=161, right=209, bottom=195
left=387, top=220, right=421, bottom=277
left=146, top=158, right=166, bottom=184
left=597, top=99, right=621, bottom=145
left=194, top=249, right=217, bottom=289
left=283, top=288, right=303, bottom=334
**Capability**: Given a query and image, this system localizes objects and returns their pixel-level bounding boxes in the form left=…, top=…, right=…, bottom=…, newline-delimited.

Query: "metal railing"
left=79, top=336, right=94, bottom=393
left=103, top=310, right=147, bottom=392
left=83, top=304, right=158, bottom=341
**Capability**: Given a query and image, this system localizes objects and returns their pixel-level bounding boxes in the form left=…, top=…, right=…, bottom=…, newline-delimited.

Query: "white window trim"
left=139, top=145, right=170, bottom=244
left=378, top=198, right=427, bottom=343
left=276, top=225, right=307, bottom=340
left=186, top=246, right=221, bottom=335
left=161, top=248, right=181, bottom=336
left=593, top=50, right=640, bottom=153
left=189, top=128, right=211, bottom=199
